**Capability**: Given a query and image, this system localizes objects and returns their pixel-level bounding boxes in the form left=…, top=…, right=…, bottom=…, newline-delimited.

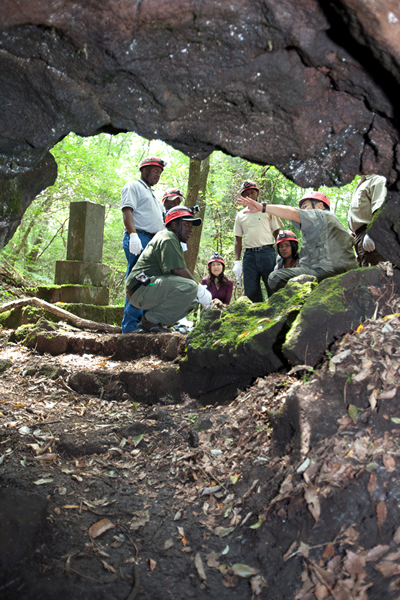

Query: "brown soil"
left=1, top=275, right=400, bottom=599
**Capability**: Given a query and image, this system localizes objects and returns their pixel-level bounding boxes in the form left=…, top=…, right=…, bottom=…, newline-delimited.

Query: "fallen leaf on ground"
left=378, top=388, right=397, bottom=400
left=383, top=454, right=396, bottom=472
left=304, top=486, right=320, bottom=525
left=215, top=526, right=235, bottom=538
left=394, top=526, right=400, bottom=544
left=375, top=561, right=400, bottom=577
left=164, top=539, right=174, bottom=550
left=130, top=509, right=150, bottom=530
left=232, top=563, right=260, bottom=577
left=348, top=404, right=358, bottom=423
left=249, top=516, right=263, bottom=529
left=33, top=478, right=53, bottom=485
left=101, top=560, right=116, bottom=573
left=88, top=518, right=115, bottom=538
left=366, top=545, right=390, bottom=561
left=250, top=575, right=266, bottom=595
left=376, top=501, right=387, bottom=532
left=149, top=559, right=156, bottom=571
left=195, top=553, right=207, bottom=581
left=206, top=551, right=220, bottom=568
left=344, top=550, right=366, bottom=580
left=367, top=473, right=377, bottom=496
left=222, top=574, right=237, bottom=588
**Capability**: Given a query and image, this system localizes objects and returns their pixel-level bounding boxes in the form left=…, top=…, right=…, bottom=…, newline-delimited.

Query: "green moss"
left=0, top=359, right=12, bottom=373
left=283, top=270, right=373, bottom=352
left=0, top=180, right=22, bottom=218
left=188, top=280, right=316, bottom=355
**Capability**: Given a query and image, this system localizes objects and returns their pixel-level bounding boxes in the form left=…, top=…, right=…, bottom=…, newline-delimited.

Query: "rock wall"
left=1, top=1, right=400, bottom=247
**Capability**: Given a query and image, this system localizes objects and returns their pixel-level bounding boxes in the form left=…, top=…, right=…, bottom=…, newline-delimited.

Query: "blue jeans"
left=121, top=230, right=153, bottom=333
left=243, top=246, right=276, bottom=302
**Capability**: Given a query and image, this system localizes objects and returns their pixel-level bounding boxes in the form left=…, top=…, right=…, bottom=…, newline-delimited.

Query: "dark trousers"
left=121, top=230, right=153, bottom=333
left=243, top=245, right=276, bottom=302
left=354, top=226, right=385, bottom=267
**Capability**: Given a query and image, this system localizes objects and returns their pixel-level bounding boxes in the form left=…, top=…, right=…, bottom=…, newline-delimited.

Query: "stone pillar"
left=55, top=201, right=109, bottom=305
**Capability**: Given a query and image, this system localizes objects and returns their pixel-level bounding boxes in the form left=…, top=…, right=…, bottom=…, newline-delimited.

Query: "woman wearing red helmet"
left=238, top=190, right=357, bottom=293
left=274, top=230, right=300, bottom=270
left=201, top=252, right=233, bottom=306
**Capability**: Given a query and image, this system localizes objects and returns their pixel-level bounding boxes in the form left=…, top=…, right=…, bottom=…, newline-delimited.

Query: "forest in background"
left=0, top=132, right=359, bottom=305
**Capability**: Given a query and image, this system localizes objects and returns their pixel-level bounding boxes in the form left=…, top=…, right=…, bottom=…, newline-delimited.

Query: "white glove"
left=363, top=234, right=375, bottom=252
left=232, top=261, right=242, bottom=279
left=197, top=284, right=213, bottom=306
left=129, top=233, right=143, bottom=256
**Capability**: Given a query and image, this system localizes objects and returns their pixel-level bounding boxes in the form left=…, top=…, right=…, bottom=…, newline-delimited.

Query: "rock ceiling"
left=1, top=0, right=400, bottom=247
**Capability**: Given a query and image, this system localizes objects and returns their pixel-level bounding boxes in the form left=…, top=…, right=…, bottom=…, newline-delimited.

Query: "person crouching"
left=126, top=206, right=210, bottom=333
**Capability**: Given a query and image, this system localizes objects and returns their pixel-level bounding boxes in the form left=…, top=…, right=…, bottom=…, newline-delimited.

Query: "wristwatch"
left=262, top=202, right=266, bottom=213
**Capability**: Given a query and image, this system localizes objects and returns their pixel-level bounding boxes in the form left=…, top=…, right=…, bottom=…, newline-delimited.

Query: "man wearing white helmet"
left=120, top=156, right=166, bottom=333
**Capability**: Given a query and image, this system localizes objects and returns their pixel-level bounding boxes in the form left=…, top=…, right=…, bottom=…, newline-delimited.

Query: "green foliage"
left=0, top=131, right=360, bottom=308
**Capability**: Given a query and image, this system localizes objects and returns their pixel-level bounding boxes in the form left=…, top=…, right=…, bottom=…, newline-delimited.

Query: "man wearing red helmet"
left=126, top=206, right=211, bottom=333
left=120, top=156, right=166, bottom=333
left=238, top=190, right=357, bottom=293
left=162, top=188, right=184, bottom=214
left=233, top=180, right=282, bottom=302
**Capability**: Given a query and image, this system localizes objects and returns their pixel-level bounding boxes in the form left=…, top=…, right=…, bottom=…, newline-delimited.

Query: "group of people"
left=120, top=156, right=387, bottom=334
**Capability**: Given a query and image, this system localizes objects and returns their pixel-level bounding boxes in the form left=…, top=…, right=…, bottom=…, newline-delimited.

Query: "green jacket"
left=293, top=209, right=357, bottom=275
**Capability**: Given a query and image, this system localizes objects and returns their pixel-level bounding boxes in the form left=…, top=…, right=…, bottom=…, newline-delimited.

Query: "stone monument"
left=53, top=201, right=109, bottom=305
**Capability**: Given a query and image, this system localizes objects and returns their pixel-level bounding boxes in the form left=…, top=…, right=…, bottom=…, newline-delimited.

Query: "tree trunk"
left=184, top=156, right=210, bottom=276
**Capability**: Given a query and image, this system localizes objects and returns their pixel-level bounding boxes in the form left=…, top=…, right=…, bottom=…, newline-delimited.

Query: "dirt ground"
left=1, top=287, right=400, bottom=599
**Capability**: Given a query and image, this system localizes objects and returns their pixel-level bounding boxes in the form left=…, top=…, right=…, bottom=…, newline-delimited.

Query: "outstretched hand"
left=237, top=196, right=262, bottom=213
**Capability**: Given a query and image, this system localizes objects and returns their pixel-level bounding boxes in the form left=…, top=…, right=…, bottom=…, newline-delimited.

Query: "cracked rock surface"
left=1, top=1, right=400, bottom=247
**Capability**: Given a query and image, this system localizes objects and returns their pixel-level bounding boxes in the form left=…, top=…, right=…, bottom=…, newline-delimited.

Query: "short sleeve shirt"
left=129, top=229, right=186, bottom=280
left=347, top=175, right=387, bottom=232
left=233, top=209, right=282, bottom=248
left=121, top=179, right=164, bottom=233
left=292, top=208, right=324, bottom=239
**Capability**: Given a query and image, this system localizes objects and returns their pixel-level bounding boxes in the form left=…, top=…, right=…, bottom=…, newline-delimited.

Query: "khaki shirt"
left=347, top=175, right=387, bottom=232
left=233, top=209, right=282, bottom=248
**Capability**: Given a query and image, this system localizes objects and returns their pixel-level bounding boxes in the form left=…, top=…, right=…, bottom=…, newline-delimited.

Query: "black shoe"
left=141, top=316, right=171, bottom=334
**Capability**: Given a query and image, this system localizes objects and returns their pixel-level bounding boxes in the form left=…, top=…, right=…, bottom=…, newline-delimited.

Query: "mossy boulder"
left=283, top=267, right=387, bottom=367
left=186, top=278, right=317, bottom=378
left=9, top=318, right=59, bottom=347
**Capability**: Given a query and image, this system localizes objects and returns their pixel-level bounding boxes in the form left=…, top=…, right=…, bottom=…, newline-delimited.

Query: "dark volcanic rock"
left=283, top=267, right=390, bottom=367
left=0, top=153, right=57, bottom=249
left=0, top=489, right=47, bottom=573
left=369, top=191, right=400, bottom=265
left=2, top=1, right=400, bottom=247
left=185, top=279, right=316, bottom=391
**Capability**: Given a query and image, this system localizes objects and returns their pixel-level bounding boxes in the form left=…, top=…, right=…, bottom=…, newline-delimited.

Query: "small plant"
left=346, top=371, right=353, bottom=384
